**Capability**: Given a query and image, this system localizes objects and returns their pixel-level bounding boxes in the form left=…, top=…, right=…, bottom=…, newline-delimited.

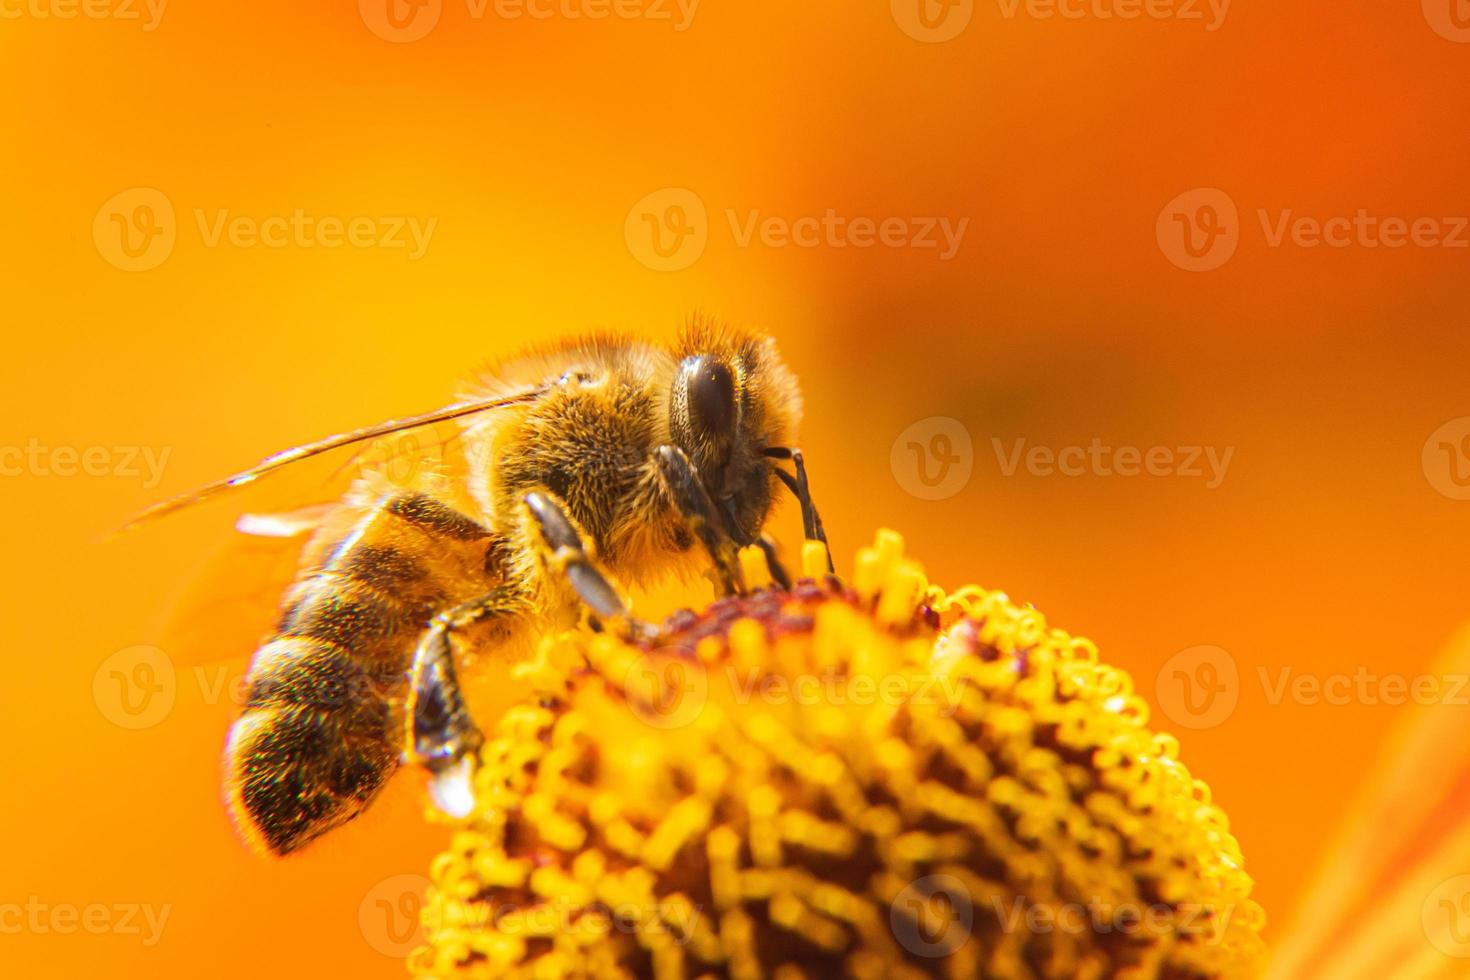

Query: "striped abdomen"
left=225, top=493, right=497, bottom=855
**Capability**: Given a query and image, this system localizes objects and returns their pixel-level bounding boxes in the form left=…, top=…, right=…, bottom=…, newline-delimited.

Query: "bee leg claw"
left=526, top=490, right=651, bottom=641
left=654, top=445, right=745, bottom=596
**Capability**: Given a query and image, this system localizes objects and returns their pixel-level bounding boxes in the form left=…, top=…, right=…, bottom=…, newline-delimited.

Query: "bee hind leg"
left=654, top=445, right=745, bottom=596
left=405, top=584, right=528, bottom=817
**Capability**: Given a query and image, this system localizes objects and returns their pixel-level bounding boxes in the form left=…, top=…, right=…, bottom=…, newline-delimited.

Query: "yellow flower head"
left=411, top=531, right=1265, bottom=980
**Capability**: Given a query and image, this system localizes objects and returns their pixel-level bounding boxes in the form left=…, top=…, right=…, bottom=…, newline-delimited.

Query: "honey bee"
left=132, top=321, right=830, bottom=856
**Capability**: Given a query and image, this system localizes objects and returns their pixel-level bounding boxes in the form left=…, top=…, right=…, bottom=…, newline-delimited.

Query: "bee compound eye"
left=680, top=355, right=736, bottom=446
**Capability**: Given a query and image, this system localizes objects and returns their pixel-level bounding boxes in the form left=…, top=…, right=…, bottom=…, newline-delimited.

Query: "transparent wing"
left=117, top=385, right=549, bottom=533
left=155, top=509, right=328, bottom=668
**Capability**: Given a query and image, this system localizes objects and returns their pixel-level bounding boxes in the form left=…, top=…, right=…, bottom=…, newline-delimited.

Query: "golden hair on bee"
left=139, top=318, right=826, bottom=856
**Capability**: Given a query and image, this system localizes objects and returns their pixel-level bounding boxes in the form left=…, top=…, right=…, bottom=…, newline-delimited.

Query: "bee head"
left=671, top=322, right=803, bottom=546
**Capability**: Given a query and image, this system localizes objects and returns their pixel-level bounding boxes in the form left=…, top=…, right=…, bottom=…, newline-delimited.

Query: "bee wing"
left=156, top=508, right=329, bottom=668
left=116, top=385, right=550, bottom=534
left=235, top=502, right=339, bottom=538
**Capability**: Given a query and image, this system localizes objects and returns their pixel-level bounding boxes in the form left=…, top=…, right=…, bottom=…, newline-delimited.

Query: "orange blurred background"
left=4, top=1, right=1470, bottom=976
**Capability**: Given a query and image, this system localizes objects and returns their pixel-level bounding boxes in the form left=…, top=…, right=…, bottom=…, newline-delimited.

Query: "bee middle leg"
left=524, top=490, right=650, bottom=639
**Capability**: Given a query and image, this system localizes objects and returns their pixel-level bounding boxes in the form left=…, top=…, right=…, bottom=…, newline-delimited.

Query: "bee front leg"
left=763, top=446, right=834, bottom=573
left=524, top=490, right=650, bottom=640
left=405, top=585, right=528, bottom=817
left=755, top=533, right=793, bottom=591
left=654, top=445, right=745, bottom=596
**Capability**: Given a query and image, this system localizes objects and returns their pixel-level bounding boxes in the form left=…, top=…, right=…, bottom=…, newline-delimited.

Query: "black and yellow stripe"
left=225, top=493, right=498, bottom=856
